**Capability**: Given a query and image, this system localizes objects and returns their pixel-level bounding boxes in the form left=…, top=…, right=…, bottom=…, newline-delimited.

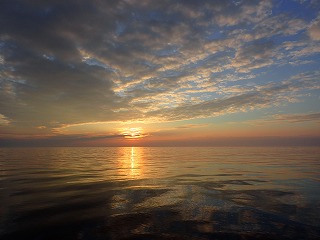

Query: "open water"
left=0, top=147, right=319, bottom=239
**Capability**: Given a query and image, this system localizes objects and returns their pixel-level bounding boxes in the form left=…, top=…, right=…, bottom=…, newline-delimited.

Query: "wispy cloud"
left=174, top=124, right=209, bottom=129
left=242, top=112, right=320, bottom=126
left=273, top=112, right=320, bottom=123
left=0, top=114, right=10, bottom=126
left=308, top=14, right=320, bottom=41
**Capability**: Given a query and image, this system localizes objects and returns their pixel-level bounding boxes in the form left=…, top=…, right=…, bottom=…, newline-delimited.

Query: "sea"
left=0, top=147, right=319, bottom=240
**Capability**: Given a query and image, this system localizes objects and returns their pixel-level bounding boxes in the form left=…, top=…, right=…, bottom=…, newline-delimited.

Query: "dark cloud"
left=0, top=0, right=130, bottom=128
left=0, top=42, right=122, bottom=126
left=139, top=136, right=320, bottom=147
left=0, top=133, right=125, bottom=147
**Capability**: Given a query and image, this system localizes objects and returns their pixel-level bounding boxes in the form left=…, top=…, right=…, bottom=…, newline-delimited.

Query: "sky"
left=0, top=0, right=320, bottom=147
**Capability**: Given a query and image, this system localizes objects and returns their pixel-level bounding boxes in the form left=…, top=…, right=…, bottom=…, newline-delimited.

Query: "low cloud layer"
left=0, top=0, right=320, bottom=141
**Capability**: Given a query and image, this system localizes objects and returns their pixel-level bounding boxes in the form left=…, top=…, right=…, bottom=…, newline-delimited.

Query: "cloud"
left=214, top=0, right=273, bottom=26
left=0, top=133, right=126, bottom=147
left=231, top=40, right=276, bottom=72
left=174, top=124, right=209, bottom=129
left=143, top=72, right=319, bottom=122
left=308, top=17, right=320, bottom=41
left=0, top=114, right=10, bottom=126
left=241, top=111, right=320, bottom=126
left=252, top=15, right=306, bottom=38
left=0, top=0, right=319, bottom=138
left=273, top=112, right=320, bottom=123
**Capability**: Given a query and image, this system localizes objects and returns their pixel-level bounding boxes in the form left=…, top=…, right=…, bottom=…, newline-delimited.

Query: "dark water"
left=0, top=147, right=319, bottom=240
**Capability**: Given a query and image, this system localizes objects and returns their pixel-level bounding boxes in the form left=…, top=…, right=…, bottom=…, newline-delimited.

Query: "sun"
left=122, top=127, right=143, bottom=139
left=129, top=128, right=140, bottom=138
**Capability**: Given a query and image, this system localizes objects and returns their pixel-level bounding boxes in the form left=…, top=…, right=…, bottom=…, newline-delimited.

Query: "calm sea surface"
left=0, top=147, right=319, bottom=239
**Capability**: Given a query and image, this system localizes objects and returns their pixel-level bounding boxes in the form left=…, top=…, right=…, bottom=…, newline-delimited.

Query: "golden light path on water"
left=115, top=147, right=143, bottom=180
left=131, top=147, right=136, bottom=177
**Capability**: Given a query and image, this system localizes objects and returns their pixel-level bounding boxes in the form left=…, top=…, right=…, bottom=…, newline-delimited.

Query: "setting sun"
left=121, top=127, right=144, bottom=139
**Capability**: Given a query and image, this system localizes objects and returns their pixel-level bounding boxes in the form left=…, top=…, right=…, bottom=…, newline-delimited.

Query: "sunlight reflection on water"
left=0, top=147, right=320, bottom=239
